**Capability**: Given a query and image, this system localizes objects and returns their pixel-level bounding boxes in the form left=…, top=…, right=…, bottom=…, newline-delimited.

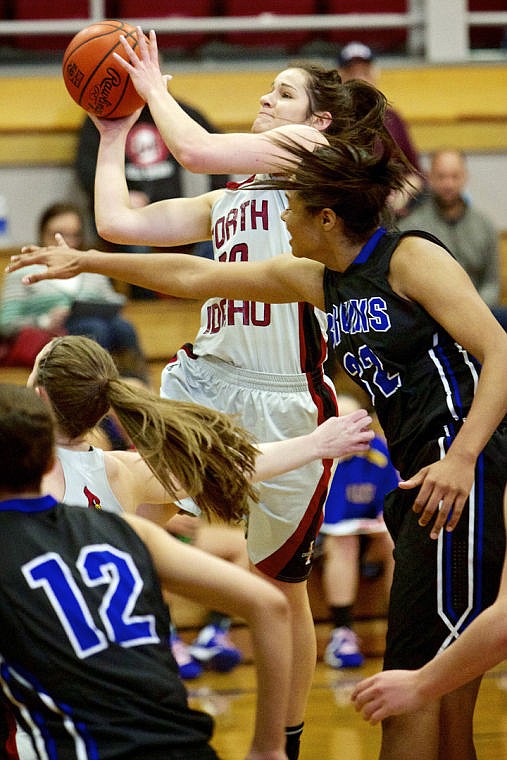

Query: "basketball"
left=62, top=20, right=147, bottom=119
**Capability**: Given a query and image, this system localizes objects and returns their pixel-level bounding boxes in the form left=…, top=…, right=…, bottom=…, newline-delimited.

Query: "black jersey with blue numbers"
left=0, top=496, right=215, bottom=760
left=323, top=228, right=485, bottom=478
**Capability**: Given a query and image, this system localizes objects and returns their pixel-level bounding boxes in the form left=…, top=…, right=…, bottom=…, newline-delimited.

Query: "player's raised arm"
left=114, top=28, right=328, bottom=177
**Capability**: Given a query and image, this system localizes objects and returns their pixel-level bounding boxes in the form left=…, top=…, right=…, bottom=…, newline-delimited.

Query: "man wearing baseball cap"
left=338, top=41, right=375, bottom=68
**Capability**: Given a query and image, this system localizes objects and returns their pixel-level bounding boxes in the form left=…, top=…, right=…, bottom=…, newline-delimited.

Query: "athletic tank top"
left=323, top=228, right=482, bottom=477
left=192, top=176, right=328, bottom=374
left=0, top=496, right=213, bottom=758
left=57, top=445, right=124, bottom=514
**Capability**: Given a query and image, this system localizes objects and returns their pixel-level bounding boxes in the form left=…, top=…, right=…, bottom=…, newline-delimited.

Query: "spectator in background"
left=319, top=394, right=398, bottom=670
left=75, top=103, right=225, bottom=280
left=398, top=149, right=507, bottom=331
left=337, top=41, right=425, bottom=218
left=0, top=202, right=148, bottom=379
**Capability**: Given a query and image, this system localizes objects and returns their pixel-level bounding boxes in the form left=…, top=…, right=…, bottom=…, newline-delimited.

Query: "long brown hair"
left=296, top=63, right=388, bottom=140
left=257, top=82, right=409, bottom=240
left=36, top=336, right=259, bottom=523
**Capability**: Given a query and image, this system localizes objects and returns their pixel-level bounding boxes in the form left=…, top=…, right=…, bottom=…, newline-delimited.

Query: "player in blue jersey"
left=11, top=98, right=507, bottom=760
left=352, top=486, right=507, bottom=724
left=0, top=383, right=292, bottom=760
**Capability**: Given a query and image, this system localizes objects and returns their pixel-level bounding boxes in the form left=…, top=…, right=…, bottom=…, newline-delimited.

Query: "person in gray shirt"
left=398, top=149, right=506, bottom=329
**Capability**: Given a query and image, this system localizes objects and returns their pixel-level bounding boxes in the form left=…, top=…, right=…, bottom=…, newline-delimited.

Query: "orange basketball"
left=62, top=20, right=147, bottom=119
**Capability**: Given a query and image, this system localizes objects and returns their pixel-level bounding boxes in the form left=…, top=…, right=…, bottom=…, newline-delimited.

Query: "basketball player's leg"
left=438, top=678, right=481, bottom=760
left=247, top=462, right=330, bottom=760
left=250, top=566, right=315, bottom=722
left=380, top=704, right=440, bottom=760
left=379, top=677, right=481, bottom=760
left=250, top=565, right=315, bottom=760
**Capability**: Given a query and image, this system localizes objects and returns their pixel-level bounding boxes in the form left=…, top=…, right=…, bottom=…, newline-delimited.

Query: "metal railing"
left=0, top=1, right=505, bottom=63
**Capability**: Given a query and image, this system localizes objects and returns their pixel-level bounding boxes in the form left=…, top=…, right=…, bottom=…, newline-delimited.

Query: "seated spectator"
left=0, top=202, right=148, bottom=379
left=398, top=149, right=507, bottom=331
left=337, top=41, right=425, bottom=218
left=318, top=394, right=398, bottom=669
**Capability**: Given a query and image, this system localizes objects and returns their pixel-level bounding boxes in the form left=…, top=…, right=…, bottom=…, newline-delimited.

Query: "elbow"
left=95, top=218, right=117, bottom=243
left=96, top=217, right=131, bottom=245
left=177, top=144, right=215, bottom=174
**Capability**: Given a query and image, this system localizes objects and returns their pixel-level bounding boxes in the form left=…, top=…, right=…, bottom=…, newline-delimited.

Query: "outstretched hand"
left=312, top=410, right=374, bottom=460
left=398, top=451, right=475, bottom=539
left=7, top=236, right=83, bottom=284
left=351, top=669, right=426, bottom=725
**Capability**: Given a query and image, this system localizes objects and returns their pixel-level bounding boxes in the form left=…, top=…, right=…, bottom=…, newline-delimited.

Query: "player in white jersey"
left=29, top=335, right=372, bottom=520
left=192, top=176, right=329, bottom=372
left=163, top=175, right=335, bottom=575
left=23, top=31, right=384, bottom=756
left=23, top=333, right=370, bottom=719
left=54, top=446, right=124, bottom=514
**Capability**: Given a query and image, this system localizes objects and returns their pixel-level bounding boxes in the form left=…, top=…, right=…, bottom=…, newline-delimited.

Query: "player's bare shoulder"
left=102, top=450, right=142, bottom=513
left=269, top=123, right=329, bottom=149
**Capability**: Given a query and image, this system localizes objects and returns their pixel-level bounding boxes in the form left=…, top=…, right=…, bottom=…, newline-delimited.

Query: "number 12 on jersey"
left=23, top=544, right=159, bottom=659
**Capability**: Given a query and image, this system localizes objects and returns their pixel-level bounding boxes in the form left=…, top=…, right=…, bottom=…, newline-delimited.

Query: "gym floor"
left=188, top=658, right=507, bottom=760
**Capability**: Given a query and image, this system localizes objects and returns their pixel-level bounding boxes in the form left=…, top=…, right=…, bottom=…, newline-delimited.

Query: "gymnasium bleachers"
left=0, top=1, right=505, bottom=59
left=324, top=0, right=408, bottom=52
left=119, top=0, right=217, bottom=53
left=218, top=0, right=317, bottom=52
left=469, top=0, right=507, bottom=50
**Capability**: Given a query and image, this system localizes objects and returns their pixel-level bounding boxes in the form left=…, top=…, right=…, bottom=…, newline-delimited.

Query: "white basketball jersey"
left=56, top=446, right=124, bottom=514
left=191, top=177, right=329, bottom=374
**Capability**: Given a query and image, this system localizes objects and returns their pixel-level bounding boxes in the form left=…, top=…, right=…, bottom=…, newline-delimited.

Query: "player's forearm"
left=78, top=250, right=213, bottom=298
left=416, top=599, right=507, bottom=702
left=95, top=131, right=136, bottom=240
left=254, top=437, right=317, bottom=483
left=145, top=88, right=217, bottom=174
left=145, top=86, right=301, bottom=177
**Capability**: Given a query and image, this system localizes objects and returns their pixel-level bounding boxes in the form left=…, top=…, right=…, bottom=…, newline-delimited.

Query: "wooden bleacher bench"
left=0, top=63, right=507, bottom=165
left=0, top=247, right=203, bottom=387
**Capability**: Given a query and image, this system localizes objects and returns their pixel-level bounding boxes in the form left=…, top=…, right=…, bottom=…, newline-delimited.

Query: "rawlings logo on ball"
left=88, top=67, right=123, bottom=116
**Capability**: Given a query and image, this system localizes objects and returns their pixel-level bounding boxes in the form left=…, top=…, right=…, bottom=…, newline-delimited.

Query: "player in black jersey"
left=0, top=383, right=295, bottom=760
left=7, top=87, right=507, bottom=760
